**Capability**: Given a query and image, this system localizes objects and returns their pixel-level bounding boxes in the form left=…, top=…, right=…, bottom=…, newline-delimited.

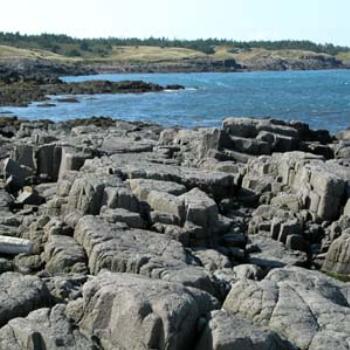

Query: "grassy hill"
left=0, top=32, right=348, bottom=72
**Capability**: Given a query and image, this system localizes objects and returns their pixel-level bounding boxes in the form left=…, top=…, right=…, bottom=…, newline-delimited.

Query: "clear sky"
left=1, top=0, right=349, bottom=45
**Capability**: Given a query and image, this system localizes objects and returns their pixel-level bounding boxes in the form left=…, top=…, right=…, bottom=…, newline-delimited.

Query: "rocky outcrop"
left=0, top=116, right=349, bottom=349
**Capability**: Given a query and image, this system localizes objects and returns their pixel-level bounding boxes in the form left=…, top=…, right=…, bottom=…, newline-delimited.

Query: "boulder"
left=0, top=304, right=94, bottom=349
left=223, top=266, right=350, bottom=350
left=79, top=271, right=219, bottom=350
left=0, top=272, right=50, bottom=327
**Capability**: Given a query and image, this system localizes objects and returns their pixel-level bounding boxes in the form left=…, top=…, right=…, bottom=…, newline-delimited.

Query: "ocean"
left=1, top=69, right=350, bottom=133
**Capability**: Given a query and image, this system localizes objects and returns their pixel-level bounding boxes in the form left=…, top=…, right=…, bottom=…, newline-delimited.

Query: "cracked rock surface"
left=0, top=115, right=349, bottom=349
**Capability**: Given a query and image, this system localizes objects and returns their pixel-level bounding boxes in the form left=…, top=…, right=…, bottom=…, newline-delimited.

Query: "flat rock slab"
left=79, top=271, right=219, bottom=350
left=74, top=215, right=217, bottom=295
left=223, top=266, right=350, bottom=350
left=0, top=304, right=94, bottom=350
left=128, top=178, right=187, bottom=201
left=0, top=272, right=50, bottom=327
left=248, top=235, right=308, bottom=269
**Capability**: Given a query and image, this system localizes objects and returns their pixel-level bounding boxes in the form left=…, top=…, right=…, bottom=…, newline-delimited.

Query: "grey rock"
left=100, top=207, right=145, bottom=228
left=0, top=304, right=94, bottom=350
left=195, top=310, right=294, bottom=350
left=74, top=216, right=217, bottom=295
left=224, top=266, right=350, bottom=350
left=43, top=235, right=87, bottom=275
left=79, top=271, right=219, bottom=350
left=322, top=231, right=350, bottom=276
left=0, top=272, right=50, bottom=327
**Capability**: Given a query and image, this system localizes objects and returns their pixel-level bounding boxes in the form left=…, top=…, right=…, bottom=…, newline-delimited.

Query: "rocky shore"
left=0, top=115, right=349, bottom=349
left=0, top=60, right=184, bottom=107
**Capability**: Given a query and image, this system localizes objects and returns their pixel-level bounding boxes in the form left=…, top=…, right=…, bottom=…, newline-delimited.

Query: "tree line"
left=0, top=31, right=348, bottom=57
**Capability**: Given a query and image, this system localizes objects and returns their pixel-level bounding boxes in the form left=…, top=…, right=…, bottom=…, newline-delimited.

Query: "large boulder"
left=0, top=272, right=50, bottom=327
left=79, top=271, right=219, bottom=350
left=223, top=266, right=350, bottom=350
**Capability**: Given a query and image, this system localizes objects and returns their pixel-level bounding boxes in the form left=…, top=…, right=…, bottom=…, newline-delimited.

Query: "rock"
left=65, top=173, right=138, bottom=215
left=233, top=263, right=264, bottom=280
left=79, top=271, right=219, bottom=350
left=0, top=272, right=50, bottom=327
left=100, top=207, right=145, bottom=228
left=344, top=199, right=350, bottom=216
left=195, top=310, right=294, bottom=350
left=58, top=146, right=93, bottom=179
left=14, top=254, right=43, bottom=274
left=192, top=248, right=232, bottom=272
left=0, top=235, right=33, bottom=255
left=0, top=257, right=13, bottom=273
left=147, top=190, right=185, bottom=222
left=12, top=144, right=35, bottom=170
left=44, top=274, right=87, bottom=302
left=179, top=188, right=218, bottom=229
left=15, top=187, right=44, bottom=206
left=74, top=216, right=218, bottom=295
left=43, top=235, right=87, bottom=275
left=248, top=235, right=308, bottom=269
left=224, top=266, right=350, bottom=350
left=36, top=143, right=62, bottom=181
left=2, top=158, right=27, bottom=190
left=0, top=304, right=94, bottom=349
left=128, top=178, right=187, bottom=200
left=322, top=230, right=350, bottom=276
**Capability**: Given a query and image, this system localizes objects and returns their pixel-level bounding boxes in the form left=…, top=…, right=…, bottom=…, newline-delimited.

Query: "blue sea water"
left=1, top=70, right=350, bottom=133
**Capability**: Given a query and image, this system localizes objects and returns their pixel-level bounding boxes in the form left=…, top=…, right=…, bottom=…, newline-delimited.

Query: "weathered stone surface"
left=192, top=248, right=232, bottom=272
left=74, top=216, right=217, bottom=294
left=64, top=172, right=139, bottom=215
left=128, top=178, right=187, bottom=201
left=0, top=304, right=94, bottom=350
left=322, top=230, right=350, bottom=276
left=179, top=188, right=218, bottom=229
left=248, top=235, right=308, bottom=269
left=195, top=310, right=294, bottom=350
left=79, top=271, right=219, bottom=350
left=43, top=235, right=87, bottom=275
left=100, top=207, right=145, bottom=228
left=0, top=272, right=50, bottom=327
left=224, top=266, right=350, bottom=350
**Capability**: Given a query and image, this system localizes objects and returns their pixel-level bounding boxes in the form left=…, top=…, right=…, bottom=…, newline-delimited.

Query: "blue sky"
left=1, top=0, right=349, bottom=45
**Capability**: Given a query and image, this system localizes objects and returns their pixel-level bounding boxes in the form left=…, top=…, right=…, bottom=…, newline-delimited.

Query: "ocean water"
left=1, top=70, right=350, bottom=133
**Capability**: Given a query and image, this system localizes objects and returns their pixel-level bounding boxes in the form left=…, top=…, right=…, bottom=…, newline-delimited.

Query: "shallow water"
left=1, top=70, right=350, bottom=132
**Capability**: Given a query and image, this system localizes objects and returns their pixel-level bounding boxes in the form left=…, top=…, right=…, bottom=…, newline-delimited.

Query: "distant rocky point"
left=0, top=63, right=184, bottom=106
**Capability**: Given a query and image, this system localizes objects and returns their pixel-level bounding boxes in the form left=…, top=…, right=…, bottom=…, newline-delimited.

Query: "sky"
left=1, top=0, right=349, bottom=45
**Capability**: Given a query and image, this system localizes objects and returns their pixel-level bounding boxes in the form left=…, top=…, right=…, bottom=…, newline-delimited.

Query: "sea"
left=1, top=69, right=350, bottom=133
